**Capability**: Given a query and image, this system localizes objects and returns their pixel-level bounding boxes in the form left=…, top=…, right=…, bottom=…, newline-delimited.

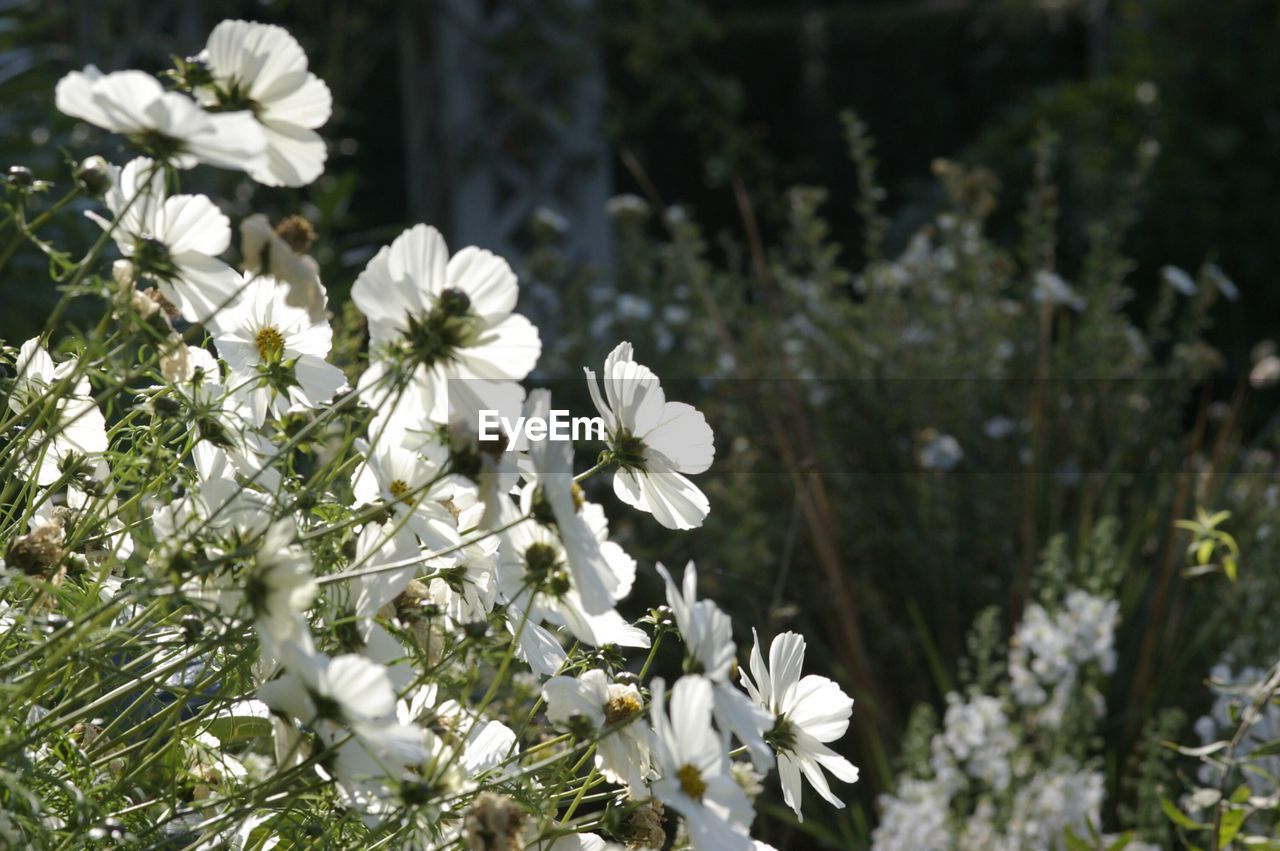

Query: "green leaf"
left=1219, top=806, right=1247, bottom=847
left=1161, top=795, right=1208, bottom=830
left=1106, top=832, right=1135, bottom=851
left=1063, top=827, right=1094, bottom=851
left=202, top=699, right=273, bottom=743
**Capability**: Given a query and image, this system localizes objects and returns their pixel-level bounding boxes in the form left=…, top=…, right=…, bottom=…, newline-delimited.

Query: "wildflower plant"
left=870, top=524, right=1158, bottom=851
left=0, top=20, right=858, bottom=849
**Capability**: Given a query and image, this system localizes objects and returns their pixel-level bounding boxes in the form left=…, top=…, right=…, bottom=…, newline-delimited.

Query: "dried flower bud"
left=464, top=793, right=527, bottom=851
left=619, top=799, right=666, bottom=848
left=6, top=521, right=64, bottom=575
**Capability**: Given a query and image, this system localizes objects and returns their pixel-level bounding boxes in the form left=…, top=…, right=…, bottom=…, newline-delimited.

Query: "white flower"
left=208, top=273, right=347, bottom=425
left=496, top=510, right=647, bottom=676
left=351, top=428, right=462, bottom=553
left=741, top=631, right=859, bottom=819
left=1003, top=763, right=1105, bottom=849
left=90, top=157, right=243, bottom=323
left=933, top=692, right=1014, bottom=793
left=398, top=685, right=518, bottom=778
left=198, top=20, right=332, bottom=187
left=352, top=224, right=541, bottom=425
left=871, top=778, right=951, bottom=851
left=10, top=338, right=108, bottom=486
left=517, top=388, right=620, bottom=615
left=55, top=67, right=265, bottom=172
left=346, top=521, right=422, bottom=637
left=919, top=432, right=963, bottom=472
left=649, top=675, right=755, bottom=851
left=259, top=648, right=425, bottom=767
left=196, top=517, right=316, bottom=645
left=585, top=341, right=714, bottom=530
left=1032, top=270, right=1085, bottom=311
left=657, top=561, right=772, bottom=769
left=158, top=354, right=283, bottom=493
left=240, top=213, right=326, bottom=320
left=542, top=669, right=650, bottom=795
left=423, top=535, right=499, bottom=626
left=1162, top=265, right=1197, bottom=296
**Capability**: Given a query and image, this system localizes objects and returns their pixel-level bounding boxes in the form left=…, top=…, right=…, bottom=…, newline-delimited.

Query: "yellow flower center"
left=255, top=326, right=285, bottom=363
left=389, top=479, right=410, bottom=500
left=604, top=692, right=642, bottom=725
left=677, top=763, right=706, bottom=801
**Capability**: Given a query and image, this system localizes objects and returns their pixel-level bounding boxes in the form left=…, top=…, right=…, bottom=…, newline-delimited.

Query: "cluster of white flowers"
left=1009, top=590, right=1118, bottom=729
left=0, top=18, right=859, bottom=849
left=872, top=586, right=1131, bottom=851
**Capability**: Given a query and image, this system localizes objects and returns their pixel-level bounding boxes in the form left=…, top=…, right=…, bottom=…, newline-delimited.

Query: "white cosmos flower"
left=415, top=382, right=524, bottom=532
left=351, top=224, right=541, bottom=425
left=198, top=20, right=332, bottom=187
left=518, top=389, right=619, bottom=614
left=423, top=535, right=499, bottom=627
left=351, top=427, right=463, bottom=553
left=208, top=273, right=347, bottom=426
left=657, top=561, right=773, bottom=770
left=10, top=338, right=108, bottom=486
left=55, top=67, right=265, bottom=172
left=196, top=517, right=316, bottom=646
left=346, top=521, right=421, bottom=637
left=263, top=652, right=427, bottom=826
left=90, top=157, right=242, bottom=324
left=740, top=630, right=859, bottom=820
left=398, top=684, right=518, bottom=778
left=542, top=669, right=650, bottom=795
left=585, top=341, right=714, bottom=530
left=649, top=675, right=755, bottom=851
left=157, top=349, right=282, bottom=493
left=496, top=512, right=647, bottom=676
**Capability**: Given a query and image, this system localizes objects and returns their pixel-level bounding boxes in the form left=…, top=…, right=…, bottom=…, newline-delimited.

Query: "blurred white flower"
left=516, top=389, right=621, bottom=615
left=56, top=68, right=265, bottom=172
left=240, top=214, right=326, bottom=321
left=919, top=432, right=963, bottom=472
left=11, top=338, right=108, bottom=486
left=1162, top=265, right=1197, bottom=296
left=199, top=20, right=332, bottom=187
left=1032, top=270, right=1085, bottom=311
left=871, top=778, right=951, bottom=851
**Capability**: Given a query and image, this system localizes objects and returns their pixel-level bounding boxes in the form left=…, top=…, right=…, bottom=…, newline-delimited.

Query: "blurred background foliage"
left=6, top=0, right=1280, bottom=846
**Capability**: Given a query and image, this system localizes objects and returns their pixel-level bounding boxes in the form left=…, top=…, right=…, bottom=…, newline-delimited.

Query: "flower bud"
left=112, top=259, right=136, bottom=292
left=76, top=155, right=112, bottom=197
left=6, top=165, right=33, bottom=187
